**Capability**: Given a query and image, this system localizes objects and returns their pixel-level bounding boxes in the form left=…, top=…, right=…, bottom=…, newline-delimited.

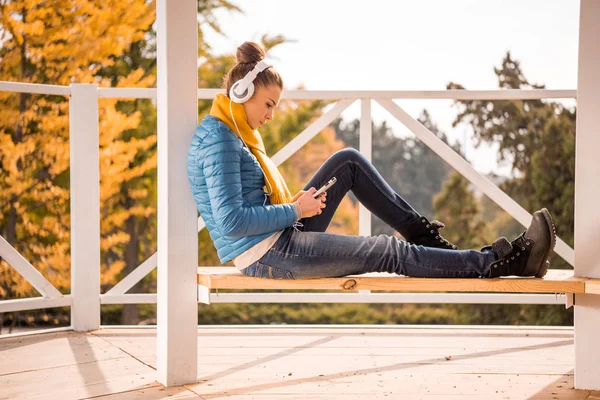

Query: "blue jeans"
left=241, top=148, right=495, bottom=279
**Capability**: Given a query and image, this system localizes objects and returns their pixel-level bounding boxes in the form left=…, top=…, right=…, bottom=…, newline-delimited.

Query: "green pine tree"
left=433, top=172, right=487, bottom=250
left=448, top=52, right=575, bottom=270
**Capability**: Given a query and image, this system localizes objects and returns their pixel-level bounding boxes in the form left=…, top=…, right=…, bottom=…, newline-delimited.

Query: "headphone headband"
left=229, top=59, right=273, bottom=103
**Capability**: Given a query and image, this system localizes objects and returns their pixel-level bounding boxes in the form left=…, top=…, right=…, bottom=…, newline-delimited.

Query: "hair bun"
left=236, top=41, right=265, bottom=64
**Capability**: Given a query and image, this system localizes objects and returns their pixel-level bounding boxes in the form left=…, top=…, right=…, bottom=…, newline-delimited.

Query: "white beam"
left=90, top=87, right=579, bottom=101
left=92, top=291, right=569, bottom=305
left=0, top=81, right=70, bottom=96
left=277, top=89, right=577, bottom=101
left=200, top=89, right=577, bottom=101
left=574, top=2, right=600, bottom=278
left=100, top=294, right=157, bottom=304
left=69, top=84, right=101, bottom=332
left=156, top=0, right=198, bottom=387
left=0, top=326, right=73, bottom=339
left=0, top=236, right=62, bottom=298
left=0, top=296, right=71, bottom=313
left=359, top=99, right=372, bottom=236
left=574, top=0, right=600, bottom=390
left=202, top=292, right=566, bottom=305
left=97, top=87, right=156, bottom=99
left=105, top=253, right=157, bottom=296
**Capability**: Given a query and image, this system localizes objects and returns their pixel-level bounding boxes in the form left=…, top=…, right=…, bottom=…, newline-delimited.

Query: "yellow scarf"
left=209, top=93, right=292, bottom=205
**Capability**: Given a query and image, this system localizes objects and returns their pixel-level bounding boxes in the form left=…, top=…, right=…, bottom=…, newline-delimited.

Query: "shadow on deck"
left=1, top=326, right=598, bottom=399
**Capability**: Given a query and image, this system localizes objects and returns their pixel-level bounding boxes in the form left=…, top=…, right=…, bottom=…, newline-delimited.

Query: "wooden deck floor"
left=1, top=326, right=599, bottom=399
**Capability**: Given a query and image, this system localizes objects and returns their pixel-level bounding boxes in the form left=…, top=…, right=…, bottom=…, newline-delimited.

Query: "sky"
left=203, top=0, right=581, bottom=176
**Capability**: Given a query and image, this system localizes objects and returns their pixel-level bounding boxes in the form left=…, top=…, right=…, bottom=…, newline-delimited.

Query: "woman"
left=187, top=41, right=556, bottom=280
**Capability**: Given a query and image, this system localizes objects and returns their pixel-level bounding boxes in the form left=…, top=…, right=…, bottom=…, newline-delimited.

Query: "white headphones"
left=229, top=59, right=273, bottom=103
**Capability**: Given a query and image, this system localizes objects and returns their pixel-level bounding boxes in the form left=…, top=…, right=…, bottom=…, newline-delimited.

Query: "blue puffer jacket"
left=187, top=115, right=299, bottom=264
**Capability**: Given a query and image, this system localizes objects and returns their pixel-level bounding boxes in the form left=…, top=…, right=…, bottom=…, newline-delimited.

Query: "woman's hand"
left=295, top=187, right=327, bottom=218
left=291, top=190, right=307, bottom=203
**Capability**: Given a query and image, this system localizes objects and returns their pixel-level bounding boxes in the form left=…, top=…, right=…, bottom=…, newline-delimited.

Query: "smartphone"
left=313, top=177, right=337, bottom=198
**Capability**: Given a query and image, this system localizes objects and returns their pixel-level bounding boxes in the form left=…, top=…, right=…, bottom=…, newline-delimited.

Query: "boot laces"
left=496, top=232, right=530, bottom=266
left=423, top=219, right=458, bottom=250
left=425, top=219, right=457, bottom=249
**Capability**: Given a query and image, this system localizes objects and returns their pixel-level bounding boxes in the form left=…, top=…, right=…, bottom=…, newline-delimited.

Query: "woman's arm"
left=202, top=133, right=298, bottom=237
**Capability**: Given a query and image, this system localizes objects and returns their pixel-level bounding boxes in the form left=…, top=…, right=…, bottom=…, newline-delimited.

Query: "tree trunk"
left=6, top=30, right=29, bottom=247
left=121, top=213, right=140, bottom=325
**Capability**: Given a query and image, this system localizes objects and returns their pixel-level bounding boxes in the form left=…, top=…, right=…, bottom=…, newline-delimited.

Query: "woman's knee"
left=332, top=147, right=365, bottom=164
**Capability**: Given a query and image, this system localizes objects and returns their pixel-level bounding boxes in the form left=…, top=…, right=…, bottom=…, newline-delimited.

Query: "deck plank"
left=197, top=267, right=587, bottom=293
left=91, top=386, right=201, bottom=399
left=0, top=355, right=157, bottom=399
left=0, top=331, right=127, bottom=376
left=1, top=327, right=594, bottom=399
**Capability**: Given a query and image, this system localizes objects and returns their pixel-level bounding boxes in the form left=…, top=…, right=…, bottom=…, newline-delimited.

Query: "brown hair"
left=224, top=41, right=283, bottom=98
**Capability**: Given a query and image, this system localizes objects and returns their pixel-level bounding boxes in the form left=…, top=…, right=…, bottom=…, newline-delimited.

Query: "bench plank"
left=586, top=278, right=600, bottom=295
left=198, top=267, right=587, bottom=294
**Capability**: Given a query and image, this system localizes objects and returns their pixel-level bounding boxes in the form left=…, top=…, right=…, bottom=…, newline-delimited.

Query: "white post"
left=156, top=0, right=199, bottom=386
left=574, top=0, right=600, bottom=390
left=69, top=84, right=101, bottom=331
left=359, top=99, right=372, bottom=236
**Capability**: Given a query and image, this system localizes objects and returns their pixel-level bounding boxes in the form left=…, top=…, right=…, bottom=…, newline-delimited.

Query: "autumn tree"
left=0, top=0, right=154, bottom=330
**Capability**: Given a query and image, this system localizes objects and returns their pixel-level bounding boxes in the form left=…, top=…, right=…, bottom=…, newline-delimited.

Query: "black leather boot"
left=401, top=216, right=458, bottom=250
left=485, top=208, right=556, bottom=278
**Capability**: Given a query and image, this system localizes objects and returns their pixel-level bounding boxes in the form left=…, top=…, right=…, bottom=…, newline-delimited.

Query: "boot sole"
left=536, top=208, right=556, bottom=278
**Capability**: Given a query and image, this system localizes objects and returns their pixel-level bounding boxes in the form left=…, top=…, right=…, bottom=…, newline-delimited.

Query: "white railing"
left=0, top=81, right=577, bottom=324
left=0, top=83, right=73, bottom=317
left=0, top=82, right=101, bottom=331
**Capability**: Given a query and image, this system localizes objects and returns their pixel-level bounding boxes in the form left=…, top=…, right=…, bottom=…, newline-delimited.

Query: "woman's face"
left=242, top=84, right=282, bottom=130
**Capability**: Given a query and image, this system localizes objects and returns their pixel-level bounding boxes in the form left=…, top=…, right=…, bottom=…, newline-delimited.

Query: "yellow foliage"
left=0, top=0, right=155, bottom=85
left=0, top=260, right=35, bottom=298
left=100, top=232, right=131, bottom=252
left=0, top=1, right=156, bottom=299
left=102, top=260, right=125, bottom=286
left=127, top=188, right=149, bottom=199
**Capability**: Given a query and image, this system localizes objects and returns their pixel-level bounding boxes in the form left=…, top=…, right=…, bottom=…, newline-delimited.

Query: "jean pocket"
left=242, top=260, right=294, bottom=280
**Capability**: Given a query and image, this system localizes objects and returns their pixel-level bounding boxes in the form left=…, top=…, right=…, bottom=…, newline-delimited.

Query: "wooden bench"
left=197, top=268, right=600, bottom=305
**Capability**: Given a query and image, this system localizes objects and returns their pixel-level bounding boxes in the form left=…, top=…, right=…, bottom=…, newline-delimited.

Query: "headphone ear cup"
left=229, top=80, right=254, bottom=104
